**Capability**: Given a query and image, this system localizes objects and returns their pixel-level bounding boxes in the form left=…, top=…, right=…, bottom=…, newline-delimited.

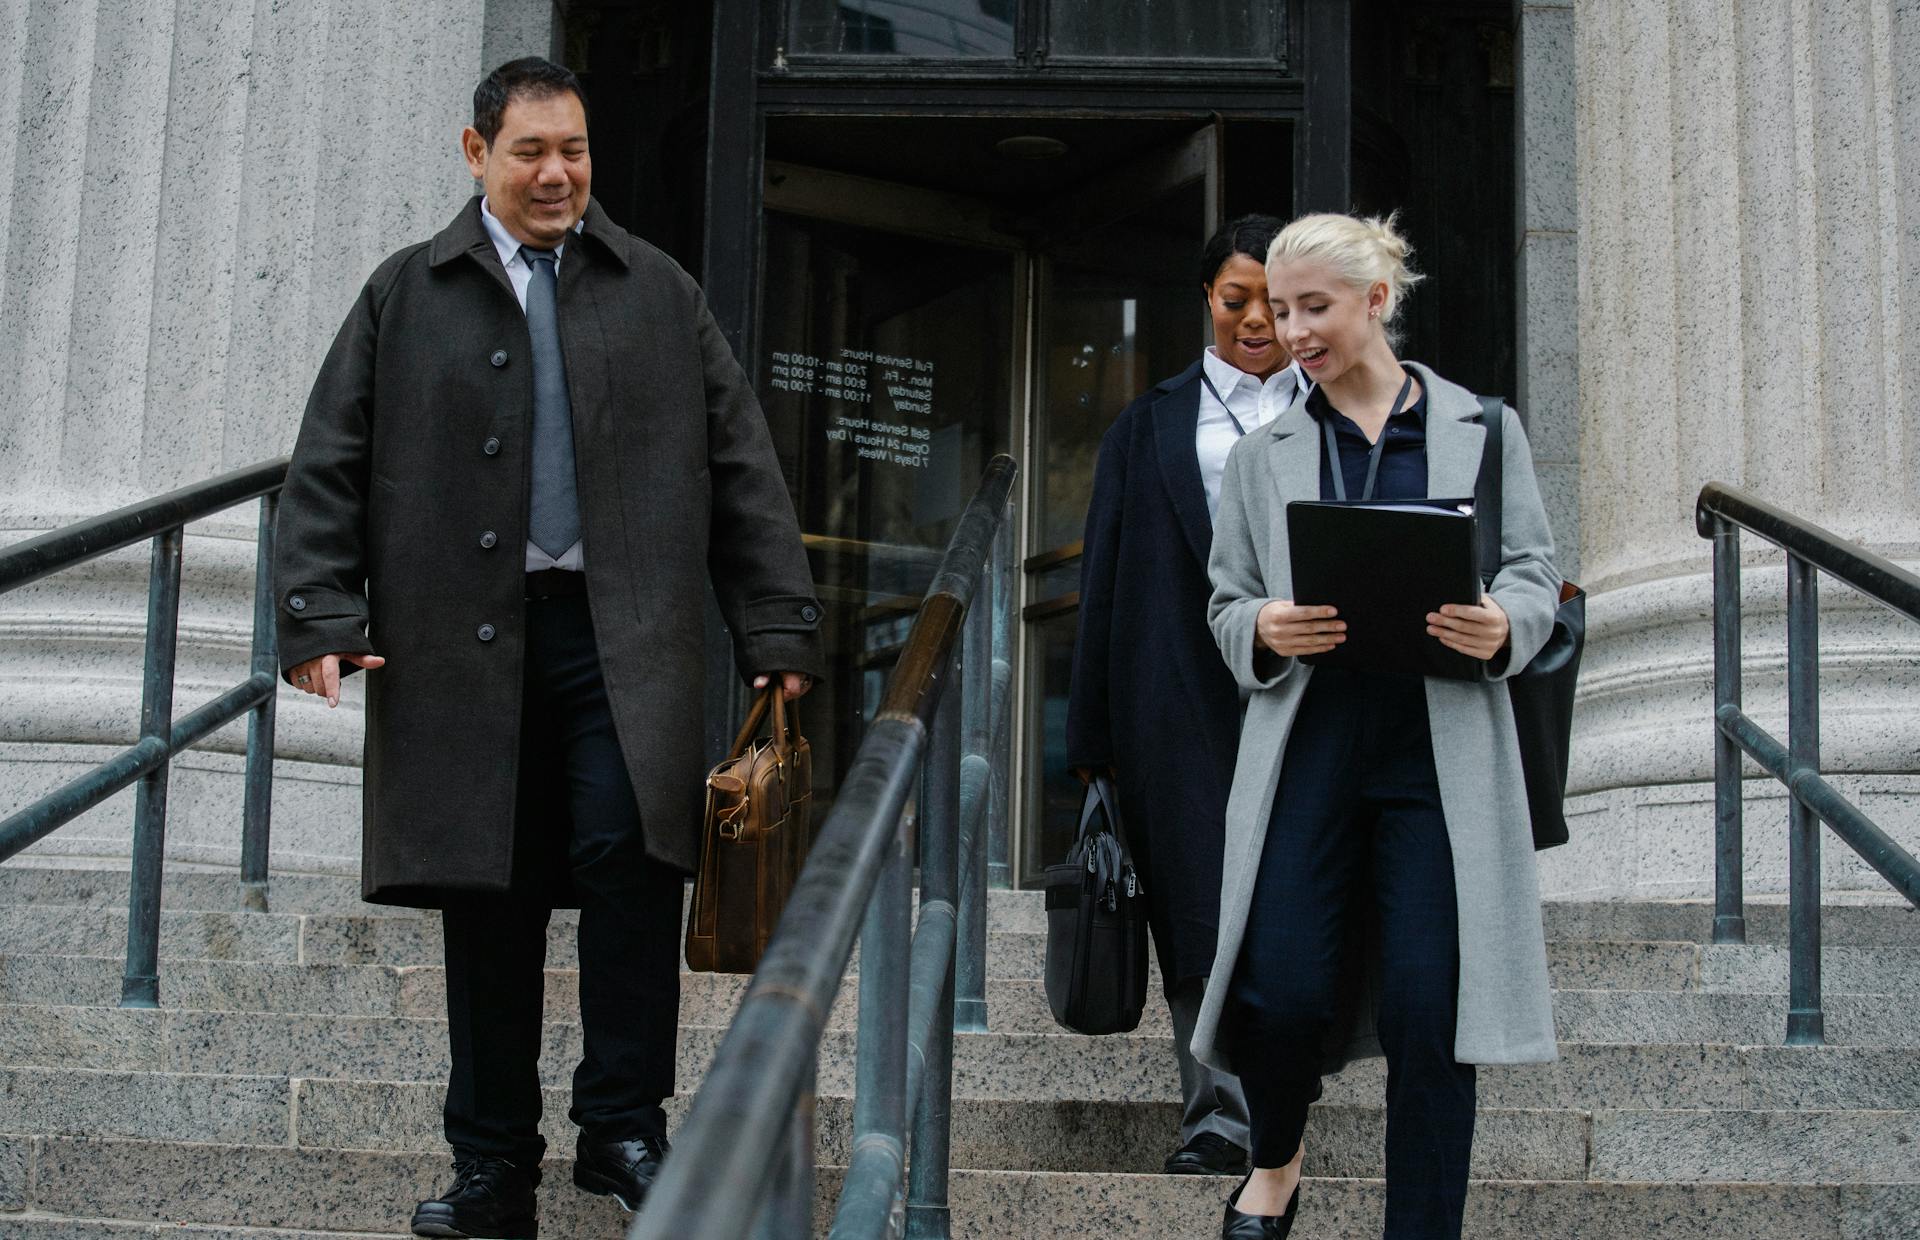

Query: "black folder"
left=1286, top=498, right=1485, bottom=680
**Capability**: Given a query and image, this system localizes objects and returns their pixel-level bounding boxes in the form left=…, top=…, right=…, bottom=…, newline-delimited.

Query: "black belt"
left=525, top=568, right=587, bottom=599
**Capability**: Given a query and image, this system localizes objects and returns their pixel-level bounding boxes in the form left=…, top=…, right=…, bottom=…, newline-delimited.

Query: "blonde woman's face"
left=1267, top=259, right=1388, bottom=387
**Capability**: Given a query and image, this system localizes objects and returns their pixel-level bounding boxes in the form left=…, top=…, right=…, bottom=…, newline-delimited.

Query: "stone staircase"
left=0, top=865, right=1913, bottom=1238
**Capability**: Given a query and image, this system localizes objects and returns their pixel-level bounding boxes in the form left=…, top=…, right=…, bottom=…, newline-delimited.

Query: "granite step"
left=3, top=864, right=1916, bottom=945
left=19, top=1063, right=1913, bottom=1188
left=7, top=929, right=1912, bottom=1013
left=0, top=1221, right=390, bottom=1240
left=22, top=948, right=1912, bottom=1032
left=1, top=1137, right=1909, bottom=1239
left=0, top=1065, right=1588, bottom=1180
left=3, top=1002, right=1917, bottom=1112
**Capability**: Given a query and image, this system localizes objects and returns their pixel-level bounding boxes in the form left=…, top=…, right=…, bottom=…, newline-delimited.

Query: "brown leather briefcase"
left=684, top=687, right=812, bottom=974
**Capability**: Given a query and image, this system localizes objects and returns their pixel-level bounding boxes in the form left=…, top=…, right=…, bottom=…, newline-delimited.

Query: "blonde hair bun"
left=1265, top=211, right=1425, bottom=333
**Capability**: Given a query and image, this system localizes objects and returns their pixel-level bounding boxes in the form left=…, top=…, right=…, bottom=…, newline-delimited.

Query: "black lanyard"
left=1199, top=371, right=1251, bottom=438
left=1324, top=372, right=1414, bottom=502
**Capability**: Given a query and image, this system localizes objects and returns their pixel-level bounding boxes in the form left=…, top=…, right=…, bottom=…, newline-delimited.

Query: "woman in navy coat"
left=1067, top=214, right=1306, bottom=1177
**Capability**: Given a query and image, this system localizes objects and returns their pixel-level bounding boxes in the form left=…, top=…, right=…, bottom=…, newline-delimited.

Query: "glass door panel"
left=1019, top=171, right=1214, bottom=885
left=757, top=211, right=1016, bottom=822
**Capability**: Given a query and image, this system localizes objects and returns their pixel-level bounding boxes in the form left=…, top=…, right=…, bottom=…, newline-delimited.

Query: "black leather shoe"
left=411, top=1156, right=538, bottom=1239
left=1165, top=1132, right=1252, bottom=1176
left=573, top=1133, right=670, bottom=1212
left=1220, top=1177, right=1300, bottom=1239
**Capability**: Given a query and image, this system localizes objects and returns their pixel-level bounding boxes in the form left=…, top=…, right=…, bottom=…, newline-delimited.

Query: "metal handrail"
left=633, top=454, right=1019, bottom=1240
left=1696, top=481, right=1920, bottom=1046
left=0, top=457, right=289, bottom=1005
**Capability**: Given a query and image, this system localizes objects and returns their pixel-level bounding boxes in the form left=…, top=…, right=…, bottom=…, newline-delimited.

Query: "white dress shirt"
left=478, top=197, right=587, bottom=572
left=1195, top=348, right=1308, bottom=520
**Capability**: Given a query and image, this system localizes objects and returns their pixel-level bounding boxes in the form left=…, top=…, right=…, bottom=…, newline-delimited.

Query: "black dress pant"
left=1230, top=669, right=1476, bottom=1240
left=442, top=593, right=685, bottom=1168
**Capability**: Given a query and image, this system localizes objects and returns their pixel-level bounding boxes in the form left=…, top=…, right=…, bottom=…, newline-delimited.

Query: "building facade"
left=0, top=0, right=1914, bottom=898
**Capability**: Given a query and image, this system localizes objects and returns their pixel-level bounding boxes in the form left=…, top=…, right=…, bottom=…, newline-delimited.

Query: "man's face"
left=461, top=91, right=591, bottom=248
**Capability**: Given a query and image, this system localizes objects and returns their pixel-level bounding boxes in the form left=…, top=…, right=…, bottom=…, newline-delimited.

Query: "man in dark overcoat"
left=273, top=58, right=823, bottom=1238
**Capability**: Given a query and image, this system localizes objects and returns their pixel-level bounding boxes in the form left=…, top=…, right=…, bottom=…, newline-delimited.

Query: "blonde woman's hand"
left=1427, top=594, right=1509, bottom=661
left=1255, top=600, right=1344, bottom=657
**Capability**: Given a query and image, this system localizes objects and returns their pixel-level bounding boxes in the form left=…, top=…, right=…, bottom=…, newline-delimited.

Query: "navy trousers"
left=1230, top=669, right=1476, bottom=1239
left=441, top=592, right=685, bottom=1169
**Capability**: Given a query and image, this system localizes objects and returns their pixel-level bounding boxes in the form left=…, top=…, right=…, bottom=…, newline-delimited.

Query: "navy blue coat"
left=1066, top=361, right=1242, bottom=988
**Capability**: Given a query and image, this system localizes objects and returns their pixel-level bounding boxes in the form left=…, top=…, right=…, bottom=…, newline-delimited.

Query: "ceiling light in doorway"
left=995, top=135, right=1069, bottom=160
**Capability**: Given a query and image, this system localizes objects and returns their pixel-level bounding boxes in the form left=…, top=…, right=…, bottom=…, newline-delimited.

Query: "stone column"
left=0, top=0, right=551, bottom=873
left=1550, top=0, right=1920, bottom=897
left=1514, top=0, right=1578, bottom=580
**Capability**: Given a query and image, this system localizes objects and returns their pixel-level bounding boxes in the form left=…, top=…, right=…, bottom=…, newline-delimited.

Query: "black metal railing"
left=1697, top=482, right=1920, bottom=1045
left=0, top=458, right=290, bottom=1006
left=633, top=455, right=1019, bottom=1240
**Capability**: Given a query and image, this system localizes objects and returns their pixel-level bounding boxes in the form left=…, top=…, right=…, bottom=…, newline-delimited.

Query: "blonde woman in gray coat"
left=1196, top=213, right=1559, bottom=1240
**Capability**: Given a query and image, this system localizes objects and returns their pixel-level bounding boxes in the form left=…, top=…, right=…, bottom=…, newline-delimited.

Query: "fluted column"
left=0, top=0, right=548, bottom=873
left=1555, top=0, right=1920, bottom=897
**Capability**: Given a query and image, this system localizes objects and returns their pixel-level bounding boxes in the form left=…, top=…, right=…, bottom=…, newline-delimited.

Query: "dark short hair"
left=1199, top=213, right=1286, bottom=289
left=472, top=57, right=588, bottom=147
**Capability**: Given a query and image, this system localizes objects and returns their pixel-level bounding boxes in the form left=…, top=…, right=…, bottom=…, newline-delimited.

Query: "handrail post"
left=240, top=493, right=279, bottom=910
left=1711, top=520, right=1746, bottom=944
left=986, top=502, right=1014, bottom=889
left=955, top=562, right=992, bottom=1034
left=1785, top=555, right=1824, bottom=1045
left=122, top=528, right=183, bottom=1009
left=905, top=664, right=962, bottom=1240
left=828, top=815, right=913, bottom=1239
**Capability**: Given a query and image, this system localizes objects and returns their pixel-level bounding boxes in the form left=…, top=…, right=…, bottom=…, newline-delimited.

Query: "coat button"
left=288, top=595, right=306, bottom=611
left=483, top=437, right=501, bottom=456
left=490, top=349, right=508, bottom=367
left=477, top=624, right=496, bottom=642
left=800, top=604, right=819, bottom=623
left=479, top=531, right=498, bottom=549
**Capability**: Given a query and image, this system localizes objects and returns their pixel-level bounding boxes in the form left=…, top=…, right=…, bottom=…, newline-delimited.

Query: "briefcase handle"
left=723, top=685, right=800, bottom=763
left=1077, top=775, right=1138, bottom=870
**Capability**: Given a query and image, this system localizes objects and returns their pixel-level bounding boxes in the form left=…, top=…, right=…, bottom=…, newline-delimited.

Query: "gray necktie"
left=523, top=247, right=581, bottom=558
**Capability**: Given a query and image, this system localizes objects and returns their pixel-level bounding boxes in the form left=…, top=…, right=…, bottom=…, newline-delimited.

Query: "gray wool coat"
left=1190, top=362, right=1560, bottom=1073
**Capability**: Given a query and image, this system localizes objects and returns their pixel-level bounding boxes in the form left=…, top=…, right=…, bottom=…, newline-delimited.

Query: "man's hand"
left=1427, top=594, right=1510, bottom=661
left=754, top=671, right=814, bottom=701
left=289, top=652, right=387, bottom=708
left=1255, top=600, right=1344, bottom=657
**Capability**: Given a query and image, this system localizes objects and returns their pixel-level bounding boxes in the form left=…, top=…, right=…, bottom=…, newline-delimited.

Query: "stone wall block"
left=1807, top=2, right=1902, bottom=517
left=58, top=0, right=178, bottom=503
left=0, top=0, right=103, bottom=512
left=142, top=0, right=256, bottom=494
left=220, top=0, right=335, bottom=469
left=1730, top=0, right=1813, bottom=510
left=1517, top=230, right=1576, bottom=460
left=0, top=0, right=33, bottom=318
left=1516, top=3, right=1575, bottom=237
left=1667, top=0, right=1744, bottom=527
left=483, top=0, right=556, bottom=72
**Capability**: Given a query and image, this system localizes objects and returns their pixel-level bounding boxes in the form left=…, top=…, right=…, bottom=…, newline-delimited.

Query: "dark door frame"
left=698, top=0, right=1354, bottom=764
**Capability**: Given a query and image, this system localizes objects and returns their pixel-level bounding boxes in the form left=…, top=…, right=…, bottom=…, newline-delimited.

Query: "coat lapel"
left=1151, top=363, right=1213, bottom=569
left=1256, top=397, right=1321, bottom=598
left=428, top=197, right=516, bottom=302
left=1408, top=361, right=1490, bottom=499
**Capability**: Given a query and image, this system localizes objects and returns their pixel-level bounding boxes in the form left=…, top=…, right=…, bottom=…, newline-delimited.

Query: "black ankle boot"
left=1220, top=1176, right=1300, bottom=1239
left=411, top=1156, right=539, bottom=1239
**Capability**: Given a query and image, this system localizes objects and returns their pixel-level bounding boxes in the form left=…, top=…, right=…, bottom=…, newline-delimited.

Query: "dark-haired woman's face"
left=1206, top=254, right=1285, bottom=379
